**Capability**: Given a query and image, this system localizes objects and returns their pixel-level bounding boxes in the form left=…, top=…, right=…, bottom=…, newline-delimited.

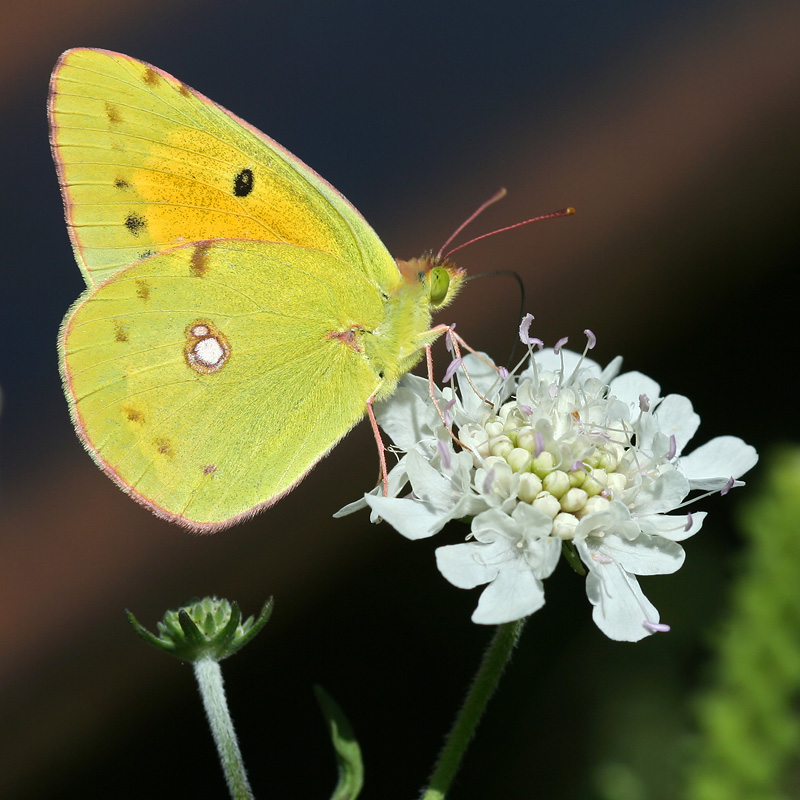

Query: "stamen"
left=534, top=431, right=545, bottom=457
left=684, top=512, right=693, bottom=532
left=584, top=329, right=596, bottom=349
left=445, top=324, right=456, bottom=352
left=482, top=468, right=496, bottom=494
left=443, top=357, right=463, bottom=383
left=592, top=552, right=613, bottom=564
left=498, top=366, right=509, bottom=381
left=643, top=621, right=671, bottom=633
left=668, top=434, right=677, bottom=460
left=438, top=439, right=452, bottom=469
left=519, top=313, right=535, bottom=343
left=639, top=394, right=650, bottom=412
left=443, top=397, right=457, bottom=426
left=720, top=477, right=735, bottom=496
left=554, top=336, right=569, bottom=355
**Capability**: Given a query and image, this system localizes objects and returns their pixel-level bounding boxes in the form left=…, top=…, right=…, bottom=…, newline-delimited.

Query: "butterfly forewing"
left=49, top=48, right=398, bottom=289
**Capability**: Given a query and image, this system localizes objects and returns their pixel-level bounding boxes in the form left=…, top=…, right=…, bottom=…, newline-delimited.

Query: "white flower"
left=338, top=326, right=758, bottom=642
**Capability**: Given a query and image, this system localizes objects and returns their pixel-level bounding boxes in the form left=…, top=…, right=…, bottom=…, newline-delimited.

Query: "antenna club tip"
left=565, top=207, right=576, bottom=216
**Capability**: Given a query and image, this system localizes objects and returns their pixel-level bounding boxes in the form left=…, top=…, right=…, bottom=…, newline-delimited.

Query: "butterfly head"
left=397, top=254, right=465, bottom=311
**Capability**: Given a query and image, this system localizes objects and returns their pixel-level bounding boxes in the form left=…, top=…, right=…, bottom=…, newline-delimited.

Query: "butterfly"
left=50, top=48, right=464, bottom=532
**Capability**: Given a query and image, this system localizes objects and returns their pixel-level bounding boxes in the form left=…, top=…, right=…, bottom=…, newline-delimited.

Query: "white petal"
left=599, top=355, right=624, bottom=384
left=680, top=436, right=759, bottom=489
left=532, top=348, right=602, bottom=379
left=634, top=469, right=689, bottom=514
left=334, top=454, right=410, bottom=520
left=511, top=502, right=555, bottom=539
left=610, top=370, right=661, bottom=409
left=585, top=566, right=661, bottom=642
left=471, top=561, right=546, bottom=624
left=435, top=540, right=506, bottom=588
left=471, top=507, right=521, bottom=544
left=375, top=382, right=432, bottom=450
left=654, top=394, right=700, bottom=455
left=333, top=495, right=369, bottom=518
left=636, top=511, right=706, bottom=541
left=364, top=495, right=448, bottom=539
left=582, top=533, right=685, bottom=576
left=405, top=449, right=457, bottom=506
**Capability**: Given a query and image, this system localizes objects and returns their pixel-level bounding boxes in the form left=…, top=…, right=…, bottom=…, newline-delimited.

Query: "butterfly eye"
left=428, top=266, right=450, bottom=306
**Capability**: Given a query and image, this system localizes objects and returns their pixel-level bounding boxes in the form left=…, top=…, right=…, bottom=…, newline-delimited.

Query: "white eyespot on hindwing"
left=185, top=320, right=230, bottom=374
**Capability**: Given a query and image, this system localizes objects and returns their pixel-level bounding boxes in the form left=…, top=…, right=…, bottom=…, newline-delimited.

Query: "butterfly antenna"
left=463, top=269, right=526, bottom=366
left=437, top=188, right=508, bottom=260
left=443, top=206, right=575, bottom=260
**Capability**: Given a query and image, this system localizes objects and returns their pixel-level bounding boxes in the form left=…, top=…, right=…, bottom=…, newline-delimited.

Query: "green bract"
left=127, top=596, right=274, bottom=662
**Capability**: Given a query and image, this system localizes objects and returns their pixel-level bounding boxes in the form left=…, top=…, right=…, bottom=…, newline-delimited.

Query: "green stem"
left=193, top=657, right=255, bottom=800
left=420, top=619, right=527, bottom=800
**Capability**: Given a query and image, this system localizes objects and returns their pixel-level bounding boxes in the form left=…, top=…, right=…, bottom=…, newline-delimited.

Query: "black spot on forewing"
left=233, top=168, right=254, bottom=197
left=125, top=213, right=146, bottom=236
left=114, top=178, right=130, bottom=190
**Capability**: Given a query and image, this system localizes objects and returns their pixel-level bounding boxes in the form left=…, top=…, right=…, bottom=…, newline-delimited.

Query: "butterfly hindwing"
left=61, top=240, right=385, bottom=530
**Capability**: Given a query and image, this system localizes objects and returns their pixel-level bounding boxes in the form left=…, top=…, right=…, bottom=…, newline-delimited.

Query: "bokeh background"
left=1, top=1, right=799, bottom=798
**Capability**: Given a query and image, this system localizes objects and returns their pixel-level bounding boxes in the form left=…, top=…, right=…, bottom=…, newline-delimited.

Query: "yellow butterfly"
left=50, top=48, right=463, bottom=532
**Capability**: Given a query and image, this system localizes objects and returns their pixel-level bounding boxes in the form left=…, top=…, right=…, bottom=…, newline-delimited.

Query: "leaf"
left=313, top=685, right=364, bottom=800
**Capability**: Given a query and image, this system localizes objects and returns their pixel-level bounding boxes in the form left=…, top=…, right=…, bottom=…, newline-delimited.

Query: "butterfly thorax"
left=365, top=255, right=464, bottom=401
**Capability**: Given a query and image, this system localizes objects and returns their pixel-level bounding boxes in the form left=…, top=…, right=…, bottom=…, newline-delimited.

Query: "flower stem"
left=193, top=657, right=255, bottom=800
left=420, top=619, right=527, bottom=800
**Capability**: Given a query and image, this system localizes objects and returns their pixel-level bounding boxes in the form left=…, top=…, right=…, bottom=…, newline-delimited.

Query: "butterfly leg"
left=366, top=392, right=390, bottom=495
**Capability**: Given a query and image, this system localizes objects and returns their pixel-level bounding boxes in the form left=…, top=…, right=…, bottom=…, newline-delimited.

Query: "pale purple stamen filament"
left=437, top=439, right=452, bottom=469
left=519, top=313, right=535, bottom=343
left=643, top=621, right=671, bottom=633
left=443, top=397, right=456, bottom=426
left=443, top=357, right=462, bottom=383
left=445, top=324, right=456, bottom=352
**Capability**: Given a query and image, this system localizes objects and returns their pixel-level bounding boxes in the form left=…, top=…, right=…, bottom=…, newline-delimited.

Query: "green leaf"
left=314, top=685, right=364, bottom=800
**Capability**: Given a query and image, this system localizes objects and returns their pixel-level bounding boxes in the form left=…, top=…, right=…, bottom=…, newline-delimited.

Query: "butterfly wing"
left=49, top=48, right=398, bottom=289
left=61, top=239, right=387, bottom=531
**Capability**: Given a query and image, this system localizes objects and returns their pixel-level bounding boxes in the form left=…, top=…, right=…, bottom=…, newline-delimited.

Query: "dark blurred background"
left=1, top=1, right=798, bottom=798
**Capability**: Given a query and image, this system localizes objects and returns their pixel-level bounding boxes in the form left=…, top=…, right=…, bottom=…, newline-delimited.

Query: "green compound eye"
left=428, top=266, right=450, bottom=306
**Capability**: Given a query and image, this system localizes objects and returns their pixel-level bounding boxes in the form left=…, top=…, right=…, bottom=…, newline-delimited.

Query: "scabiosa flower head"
left=338, top=322, right=758, bottom=642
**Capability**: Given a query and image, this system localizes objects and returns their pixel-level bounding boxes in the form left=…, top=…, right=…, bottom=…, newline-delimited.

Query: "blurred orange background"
left=1, top=1, right=798, bottom=798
